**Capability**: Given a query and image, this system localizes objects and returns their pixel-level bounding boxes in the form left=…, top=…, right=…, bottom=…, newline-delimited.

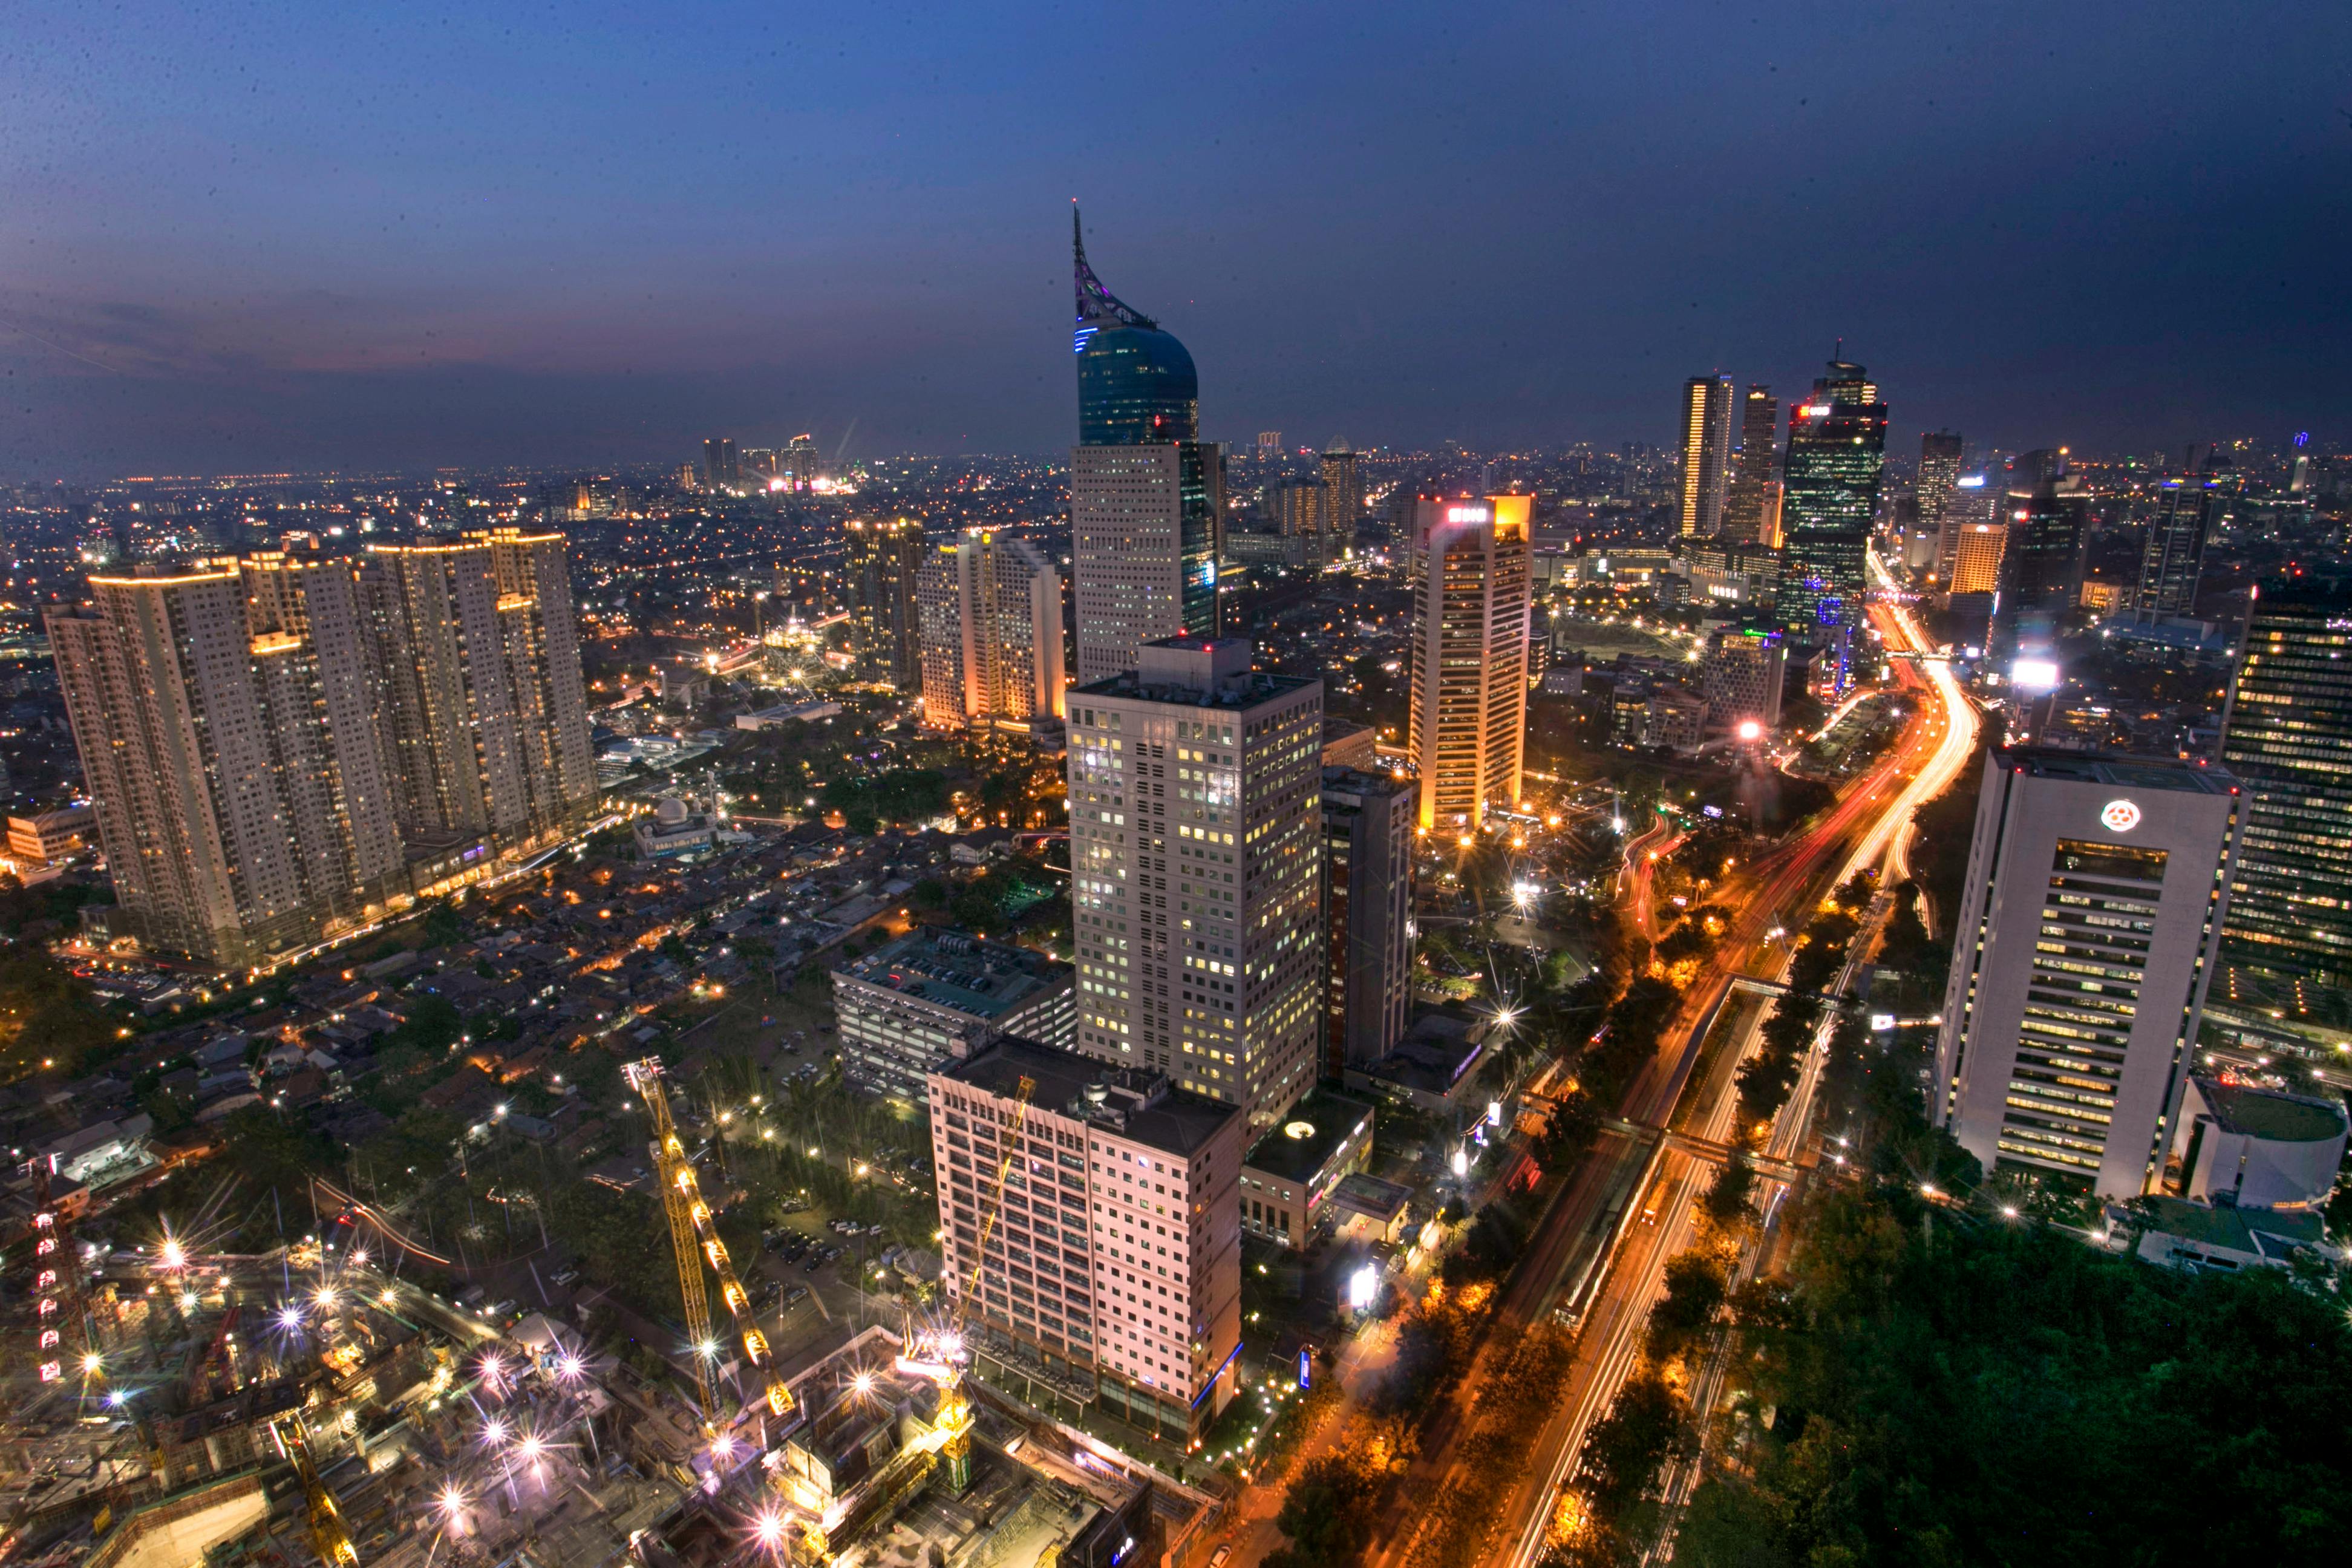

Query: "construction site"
left=1, top=1060, right=1219, bottom=1568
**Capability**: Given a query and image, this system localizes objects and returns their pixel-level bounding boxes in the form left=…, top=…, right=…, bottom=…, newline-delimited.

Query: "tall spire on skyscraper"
left=1073, top=204, right=1156, bottom=333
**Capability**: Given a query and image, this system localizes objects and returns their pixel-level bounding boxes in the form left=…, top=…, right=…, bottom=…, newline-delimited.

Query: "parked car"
left=802, top=1255, right=826, bottom=1273
left=783, top=1285, right=810, bottom=1307
left=550, top=1267, right=581, bottom=1288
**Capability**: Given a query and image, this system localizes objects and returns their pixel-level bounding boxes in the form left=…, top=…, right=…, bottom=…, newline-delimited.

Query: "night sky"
left=5, top=1, right=2347, bottom=477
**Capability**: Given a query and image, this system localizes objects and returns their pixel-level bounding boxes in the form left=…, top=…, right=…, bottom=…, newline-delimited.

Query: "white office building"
left=1933, top=749, right=2246, bottom=1198
left=928, top=1038, right=1244, bottom=1442
left=1065, top=637, right=1324, bottom=1129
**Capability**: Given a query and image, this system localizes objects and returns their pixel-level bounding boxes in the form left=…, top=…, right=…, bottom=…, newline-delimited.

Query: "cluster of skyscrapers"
left=1675, top=362, right=1890, bottom=690
left=913, top=219, right=1447, bottom=1441
left=49, top=529, right=598, bottom=967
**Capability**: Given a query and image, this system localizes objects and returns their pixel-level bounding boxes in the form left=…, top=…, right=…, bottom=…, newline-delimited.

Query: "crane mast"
left=897, top=1073, right=1034, bottom=1495
left=624, top=1058, right=792, bottom=1422
left=269, top=1414, right=358, bottom=1568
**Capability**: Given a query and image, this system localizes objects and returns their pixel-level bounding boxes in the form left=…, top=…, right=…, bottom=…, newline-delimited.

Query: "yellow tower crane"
left=624, top=1058, right=793, bottom=1422
left=268, top=1413, right=357, bottom=1568
left=897, top=1073, right=1034, bottom=1495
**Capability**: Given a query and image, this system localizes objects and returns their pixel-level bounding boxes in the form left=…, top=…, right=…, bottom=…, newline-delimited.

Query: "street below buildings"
left=1353, top=572, right=1979, bottom=1568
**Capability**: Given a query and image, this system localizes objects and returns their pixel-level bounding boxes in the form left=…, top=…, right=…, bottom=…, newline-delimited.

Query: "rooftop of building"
left=1997, top=746, right=2238, bottom=795
left=2192, top=1076, right=2348, bottom=1145
left=2134, top=1195, right=2325, bottom=1253
left=1321, top=764, right=1413, bottom=802
left=938, top=1036, right=1238, bottom=1157
left=1073, top=636, right=1319, bottom=712
left=1243, top=1089, right=1376, bottom=1186
left=834, top=926, right=1070, bottom=1019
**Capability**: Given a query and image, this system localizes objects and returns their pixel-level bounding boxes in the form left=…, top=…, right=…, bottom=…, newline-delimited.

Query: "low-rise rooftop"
left=834, top=926, right=1070, bottom=1020
left=938, top=1036, right=1238, bottom=1157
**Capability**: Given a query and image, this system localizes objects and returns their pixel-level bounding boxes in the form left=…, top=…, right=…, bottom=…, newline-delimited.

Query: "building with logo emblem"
left=1932, top=749, right=2245, bottom=1198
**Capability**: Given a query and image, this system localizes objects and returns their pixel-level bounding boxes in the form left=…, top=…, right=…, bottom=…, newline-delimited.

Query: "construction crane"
left=624, top=1057, right=792, bottom=1422
left=897, top=1074, right=1034, bottom=1495
left=267, top=1413, right=357, bottom=1568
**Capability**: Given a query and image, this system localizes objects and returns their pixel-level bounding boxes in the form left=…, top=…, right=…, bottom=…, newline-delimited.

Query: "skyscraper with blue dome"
left=1069, top=209, right=1220, bottom=682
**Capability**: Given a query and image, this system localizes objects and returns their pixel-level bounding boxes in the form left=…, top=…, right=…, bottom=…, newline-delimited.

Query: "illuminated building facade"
left=366, top=529, right=598, bottom=846
left=1065, top=638, right=1324, bottom=1129
left=1408, top=500, right=1531, bottom=831
left=2218, top=584, right=2352, bottom=993
left=929, top=1036, right=1244, bottom=1442
left=1699, top=630, right=1785, bottom=732
left=2135, top=476, right=2220, bottom=617
left=50, top=531, right=593, bottom=967
left=1935, top=473, right=1998, bottom=584
left=1677, top=374, right=1736, bottom=537
left=843, top=516, right=927, bottom=690
left=1070, top=214, right=1218, bottom=681
left=1934, top=749, right=2243, bottom=1197
left=1319, top=439, right=1361, bottom=558
left=1917, top=430, right=1964, bottom=540
left=1779, top=357, right=1889, bottom=650
left=916, top=528, right=1067, bottom=736
left=1945, top=521, right=2009, bottom=598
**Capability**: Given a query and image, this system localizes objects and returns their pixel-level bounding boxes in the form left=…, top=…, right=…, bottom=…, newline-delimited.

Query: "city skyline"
left=7, top=2, right=2350, bottom=478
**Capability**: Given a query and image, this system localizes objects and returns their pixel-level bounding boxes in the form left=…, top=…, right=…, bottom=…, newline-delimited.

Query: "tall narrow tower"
left=1677, top=375, right=1736, bottom=538
left=1070, top=210, right=1218, bottom=681
left=1408, top=500, right=1532, bottom=832
left=1723, top=385, right=1779, bottom=543
left=1779, top=356, right=1889, bottom=670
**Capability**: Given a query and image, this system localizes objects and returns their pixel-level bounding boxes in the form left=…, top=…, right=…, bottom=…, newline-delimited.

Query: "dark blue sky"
left=4, top=1, right=2346, bottom=478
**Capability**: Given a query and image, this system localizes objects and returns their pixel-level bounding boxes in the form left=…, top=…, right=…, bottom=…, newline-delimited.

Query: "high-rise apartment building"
left=1722, top=385, right=1780, bottom=544
left=843, top=517, right=926, bottom=690
left=1319, top=439, right=1361, bottom=557
left=50, top=557, right=405, bottom=968
left=365, top=531, right=598, bottom=847
left=1933, top=749, right=2243, bottom=1197
left=1065, top=638, right=1325, bottom=1129
left=702, top=437, right=741, bottom=492
left=1267, top=478, right=1327, bottom=544
left=1256, top=431, right=1282, bottom=457
left=51, top=531, right=593, bottom=968
left=1779, top=357, right=1889, bottom=646
left=2135, top=476, right=2220, bottom=618
left=1677, top=374, right=1736, bottom=538
left=1699, top=630, right=1785, bottom=733
left=2218, top=584, right=2352, bottom=992
left=916, top=528, right=1066, bottom=736
left=927, top=1037, right=1244, bottom=1442
left=1320, top=768, right=1414, bottom=1077
left=1070, top=216, right=1217, bottom=681
left=1408, top=501, right=1531, bottom=831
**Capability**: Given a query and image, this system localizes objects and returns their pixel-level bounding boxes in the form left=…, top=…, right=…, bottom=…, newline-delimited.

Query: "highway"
left=1361, top=562, right=1979, bottom=1568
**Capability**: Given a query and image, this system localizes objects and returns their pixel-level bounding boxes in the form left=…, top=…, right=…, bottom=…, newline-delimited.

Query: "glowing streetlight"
left=157, top=1238, right=187, bottom=1271
left=82, top=1352, right=105, bottom=1376
left=482, top=1417, right=509, bottom=1446
left=1450, top=1147, right=1469, bottom=1178
left=754, top=1511, right=786, bottom=1549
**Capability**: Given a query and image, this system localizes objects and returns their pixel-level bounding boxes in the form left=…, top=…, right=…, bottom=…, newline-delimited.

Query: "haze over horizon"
left=5, top=0, right=2347, bottom=479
